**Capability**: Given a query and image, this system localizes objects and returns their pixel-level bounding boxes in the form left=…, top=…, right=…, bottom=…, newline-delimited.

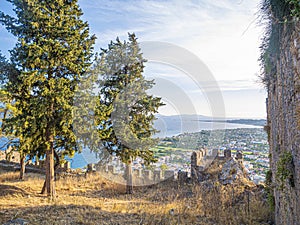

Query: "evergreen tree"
left=72, top=63, right=109, bottom=162
left=96, top=33, right=164, bottom=194
left=0, top=0, right=95, bottom=197
left=0, top=52, right=27, bottom=179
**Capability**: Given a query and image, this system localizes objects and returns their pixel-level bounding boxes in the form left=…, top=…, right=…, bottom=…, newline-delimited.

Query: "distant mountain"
left=225, top=119, right=266, bottom=127
left=198, top=118, right=267, bottom=127
left=65, top=149, right=99, bottom=169
left=155, top=114, right=211, bottom=121
left=155, top=114, right=266, bottom=122
left=154, top=114, right=209, bottom=137
left=153, top=114, right=265, bottom=138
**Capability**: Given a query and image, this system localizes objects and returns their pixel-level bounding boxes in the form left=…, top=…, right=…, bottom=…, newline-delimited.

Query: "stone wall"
left=0, top=148, right=20, bottom=163
left=266, top=23, right=300, bottom=225
left=191, top=148, right=245, bottom=184
left=0, top=151, right=5, bottom=161
left=96, top=164, right=177, bottom=185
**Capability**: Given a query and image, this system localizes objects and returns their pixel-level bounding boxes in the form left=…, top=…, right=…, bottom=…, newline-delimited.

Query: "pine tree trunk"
left=54, top=150, right=60, bottom=181
left=19, top=154, right=25, bottom=180
left=126, top=162, right=133, bottom=194
left=41, top=149, right=60, bottom=194
left=41, top=180, right=46, bottom=194
left=44, top=130, right=55, bottom=198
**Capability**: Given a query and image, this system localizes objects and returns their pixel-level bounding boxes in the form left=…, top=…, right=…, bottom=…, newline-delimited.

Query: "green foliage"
left=260, top=0, right=300, bottom=88
left=264, top=170, right=275, bottom=211
left=0, top=52, right=21, bottom=149
left=259, top=0, right=294, bottom=88
left=145, top=164, right=155, bottom=172
left=276, top=151, right=294, bottom=190
left=95, top=33, right=164, bottom=165
left=285, top=0, right=300, bottom=17
left=0, top=0, right=95, bottom=161
left=267, top=191, right=275, bottom=212
left=0, top=52, right=18, bottom=89
left=265, top=170, right=272, bottom=186
left=160, top=164, right=168, bottom=171
left=72, top=63, right=111, bottom=163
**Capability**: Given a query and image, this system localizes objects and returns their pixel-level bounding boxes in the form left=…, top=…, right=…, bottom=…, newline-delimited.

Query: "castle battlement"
left=191, top=148, right=244, bottom=182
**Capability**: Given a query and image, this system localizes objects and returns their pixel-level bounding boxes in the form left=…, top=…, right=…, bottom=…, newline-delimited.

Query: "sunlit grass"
left=0, top=170, right=20, bottom=183
left=0, top=169, right=273, bottom=225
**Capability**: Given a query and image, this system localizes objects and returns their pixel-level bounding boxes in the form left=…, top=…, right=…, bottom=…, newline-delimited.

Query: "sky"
left=0, top=0, right=266, bottom=118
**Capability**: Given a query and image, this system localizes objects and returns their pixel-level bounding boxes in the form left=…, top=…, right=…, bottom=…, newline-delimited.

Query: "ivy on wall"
left=286, top=0, right=300, bottom=18
left=276, top=151, right=295, bottom=190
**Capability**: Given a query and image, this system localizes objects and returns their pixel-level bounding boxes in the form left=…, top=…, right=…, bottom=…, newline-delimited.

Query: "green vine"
left=276, top=151, right=294, bottom=190
left=286, top=0, right=300, bottom=18
left=266, top=170, right=272, bottom=186
left=267, top=191, right=275, bottom=212
left=265, top=170, right=275, bottom=211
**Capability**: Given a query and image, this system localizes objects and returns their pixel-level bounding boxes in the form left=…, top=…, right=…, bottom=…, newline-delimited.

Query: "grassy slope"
left=0, top=169, right=273, bottom=225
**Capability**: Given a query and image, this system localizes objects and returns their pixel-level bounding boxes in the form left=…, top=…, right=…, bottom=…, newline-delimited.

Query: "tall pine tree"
left=0, top=0, right=95, bottom=197
left=96, top=33, right=164, bottom=194
left=0, top=51, right=28, bottom=180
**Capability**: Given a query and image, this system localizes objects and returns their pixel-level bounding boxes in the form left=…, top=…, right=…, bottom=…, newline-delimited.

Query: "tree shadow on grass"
left=0, top=204, right=147, bottom=225
left=0, top=203, right=217, bottom=225
left=0, top=184, right=29, bottom=197
left=69, top=179, right=193, bottom=203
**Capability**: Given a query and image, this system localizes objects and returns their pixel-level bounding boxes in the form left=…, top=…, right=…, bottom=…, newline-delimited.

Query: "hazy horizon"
left=155, top=113, right=266, bottom=120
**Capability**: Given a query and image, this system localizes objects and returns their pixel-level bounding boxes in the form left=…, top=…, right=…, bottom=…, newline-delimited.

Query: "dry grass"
left=0, top=169, right=274, bottom=225
left=0, top=171, right=20, bottom=183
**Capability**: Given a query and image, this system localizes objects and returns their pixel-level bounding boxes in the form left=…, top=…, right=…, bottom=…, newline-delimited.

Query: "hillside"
left=0, top=168, right=273, bottom=225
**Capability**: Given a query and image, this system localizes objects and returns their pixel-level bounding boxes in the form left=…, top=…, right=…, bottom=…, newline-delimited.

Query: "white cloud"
left=0, top=0, right=266, bottom=118
left=81, top=0, right=263, bottom=81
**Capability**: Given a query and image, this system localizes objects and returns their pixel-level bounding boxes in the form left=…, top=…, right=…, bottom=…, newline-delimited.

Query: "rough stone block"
left=153, top=170, right=162, bottom=182
left=143, top=170, right=152, bottom=180
left=164, top=170, right=175, bottom=180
